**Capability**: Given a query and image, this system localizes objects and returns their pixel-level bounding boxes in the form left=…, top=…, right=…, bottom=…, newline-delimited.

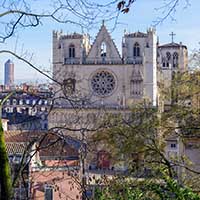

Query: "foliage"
left=94, top=174, right=200, bottom=200
left=0, top=119, right=12, bottom=199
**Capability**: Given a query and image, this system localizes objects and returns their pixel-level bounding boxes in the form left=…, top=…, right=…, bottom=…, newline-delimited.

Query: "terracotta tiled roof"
left=5, top=131, right=79, bottom=159
left=4, top=131, right=33, bottom=142
left=6, top=142, right=26, bottom=154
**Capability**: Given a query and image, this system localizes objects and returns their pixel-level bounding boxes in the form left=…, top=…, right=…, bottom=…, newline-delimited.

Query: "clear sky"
left=0, top=0, right=199, bottom=84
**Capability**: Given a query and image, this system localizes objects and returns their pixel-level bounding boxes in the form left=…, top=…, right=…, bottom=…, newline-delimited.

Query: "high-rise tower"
left=4, top=59, right=14, bottom=86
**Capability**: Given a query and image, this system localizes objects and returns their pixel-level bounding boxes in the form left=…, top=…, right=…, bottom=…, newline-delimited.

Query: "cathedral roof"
left=125, top=31, right=148, bottom=38
left=159, top=42, right=187, bottom=49
left=60, top=33, right=83, bottom=39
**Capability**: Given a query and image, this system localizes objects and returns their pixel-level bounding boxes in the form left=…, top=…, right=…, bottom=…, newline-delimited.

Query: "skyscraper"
left=4, top=59, right=14, bottom=86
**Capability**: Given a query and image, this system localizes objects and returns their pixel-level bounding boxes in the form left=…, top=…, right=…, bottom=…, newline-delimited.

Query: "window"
left=13, top=155, right=22, bottom=164
left=162, top=62, right=166, bottom=67
left=173, top=52, right=178, bottom=68
left=45, top=185, right=53, bottom=200
left=26, top=99, right=30, bottom=104
left=133, top=42, right=140, bottom=57
left=166, top=52, right=171, bottom=61
left=170, top=143, right=177, bottom=148
left=38, top=100, right=43, bottom=105
left=13, top=99, right=17, bottom=105
left=101, top=42, right=107, bottom=57
left=19, top=99, right=23, bottom=105
left=166, top=52, right=171, bottom=67
left=69, top=44, right=75, bottom=58
left=6, top=99, right=10, bottom=105
left=32, top=99, right=36, bottom=105
left=91, top=71, right=115, bottom=96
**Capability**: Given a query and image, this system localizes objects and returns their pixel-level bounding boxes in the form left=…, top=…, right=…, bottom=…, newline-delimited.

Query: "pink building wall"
left=30, top=169, right=82, bottom=200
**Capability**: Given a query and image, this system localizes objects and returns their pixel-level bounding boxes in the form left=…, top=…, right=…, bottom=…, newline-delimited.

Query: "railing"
left=84, top=58, right=122, bottom=65
left=63, top=57, right=143, bottom=65
left=64, top=58, right=81, bottom=64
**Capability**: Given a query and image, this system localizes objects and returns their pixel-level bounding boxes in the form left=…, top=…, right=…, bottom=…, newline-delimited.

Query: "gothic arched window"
left=173, top=52, right=178, bottom=68
left=69, top=44, right=75, bottom=58
left=166, top=52, right=171, bottom=67
left=133, top=42, right=140, bottom=57
left=101, top=42, right=107, bottom=57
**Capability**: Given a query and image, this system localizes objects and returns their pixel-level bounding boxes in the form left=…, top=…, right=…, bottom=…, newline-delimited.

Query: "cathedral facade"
left=51, top=23, right=157, bottom=109
left=49, top=23, right=188, bottom=129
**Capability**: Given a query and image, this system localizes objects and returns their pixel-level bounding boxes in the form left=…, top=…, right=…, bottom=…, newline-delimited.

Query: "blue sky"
left=0, top=0, right=199, bottom=84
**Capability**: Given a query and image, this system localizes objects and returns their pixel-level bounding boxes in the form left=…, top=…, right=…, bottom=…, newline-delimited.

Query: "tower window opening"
left=133, top=42, right=140, bottom=57
left=173, top=52, right=178, bottom=68
left=69, top=44, right=75, bottom=58
left=166, top=52, right=171, bottom=67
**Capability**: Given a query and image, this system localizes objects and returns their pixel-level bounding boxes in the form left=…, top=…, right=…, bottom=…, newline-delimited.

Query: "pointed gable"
left=86, top=23, right=121, bottom=64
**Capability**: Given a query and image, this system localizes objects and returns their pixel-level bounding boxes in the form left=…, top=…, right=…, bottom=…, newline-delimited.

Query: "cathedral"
left=49, top=22, right=188, bottom=127
left=48, top=22, right=189, bottom=170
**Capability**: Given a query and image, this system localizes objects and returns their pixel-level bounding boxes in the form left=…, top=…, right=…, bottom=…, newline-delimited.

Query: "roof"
left=5, top=131, right=80, bottom=159
left=61, top=33, right=83, bottom=39
left=6, top=143, right=26, bottom=154
left=158, top=42, right=187, bottom=49
left=5, top=59, right=14, bottom=64
left=125, top=31, right=148, bottom=38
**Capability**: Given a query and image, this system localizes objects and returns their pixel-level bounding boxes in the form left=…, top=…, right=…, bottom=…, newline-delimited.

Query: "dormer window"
left=133, top=42, right=140, bottom=57
left=69, top=44, right=75, bottom=58
left=101, top=42, right=107, bottom=57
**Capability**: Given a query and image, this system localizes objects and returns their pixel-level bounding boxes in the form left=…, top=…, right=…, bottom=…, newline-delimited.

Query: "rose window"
left=91, top=71, right=115, bottom=96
